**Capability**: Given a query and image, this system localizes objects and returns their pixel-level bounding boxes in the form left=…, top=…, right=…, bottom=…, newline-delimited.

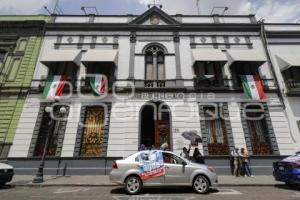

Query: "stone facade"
left=3, top=7, right=300, bottom=165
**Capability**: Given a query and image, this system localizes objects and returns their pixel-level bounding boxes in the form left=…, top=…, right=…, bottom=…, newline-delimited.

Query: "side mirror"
left=182, top=161, right=187, bottom=166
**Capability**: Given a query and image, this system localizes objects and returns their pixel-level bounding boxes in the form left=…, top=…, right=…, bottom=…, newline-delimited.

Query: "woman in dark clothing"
left=193, top=148, right=205, bottom=164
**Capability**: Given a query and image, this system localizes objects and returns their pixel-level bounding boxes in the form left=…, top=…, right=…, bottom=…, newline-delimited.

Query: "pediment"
left=129, top=6, right=180, bottom=25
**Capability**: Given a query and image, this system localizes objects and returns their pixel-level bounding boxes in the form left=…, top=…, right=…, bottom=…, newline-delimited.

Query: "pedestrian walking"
left=240, top=148, right=254, bottom=177
left=139, top=144, right=146, bottom=151
left=193, top=148, right=205, bottom=164
left=180, top=145, right=191, bottom=160
left=231, top=147, right=241, bottom=177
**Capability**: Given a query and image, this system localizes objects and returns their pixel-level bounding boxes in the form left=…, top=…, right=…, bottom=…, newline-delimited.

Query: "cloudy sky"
left=0, top=0, right=300, bottom=22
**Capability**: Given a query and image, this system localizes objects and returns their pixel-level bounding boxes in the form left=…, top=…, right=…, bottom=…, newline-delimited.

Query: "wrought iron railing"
left=144, top=80, right=166, bottom=88
left=10, top=77, right=278, bottom=94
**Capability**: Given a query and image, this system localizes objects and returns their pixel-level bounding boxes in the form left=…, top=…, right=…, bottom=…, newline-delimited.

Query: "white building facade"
left=7, top=7, right=299, bottom=174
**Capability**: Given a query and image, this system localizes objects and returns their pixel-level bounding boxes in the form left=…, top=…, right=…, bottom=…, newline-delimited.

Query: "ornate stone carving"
left=67, top=36, right=73, bottom=43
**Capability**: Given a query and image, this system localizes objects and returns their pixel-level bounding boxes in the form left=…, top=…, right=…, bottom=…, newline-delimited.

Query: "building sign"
left=138, top=150, right=165, bottom=180
left=131, top=92, right=216, bottom=100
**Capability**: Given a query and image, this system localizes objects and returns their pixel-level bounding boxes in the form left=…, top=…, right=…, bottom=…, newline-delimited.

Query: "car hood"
left=281, top=155, right=300, bottom=163
left=0, top=163, right=14, bottom=169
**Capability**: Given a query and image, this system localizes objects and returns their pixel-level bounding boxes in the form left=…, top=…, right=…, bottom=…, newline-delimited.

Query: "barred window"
left=245, top=105, right=272, bottom=155
left=80, top=106, right=105, bottom=157
left=202, top=105, right=229, bottom=155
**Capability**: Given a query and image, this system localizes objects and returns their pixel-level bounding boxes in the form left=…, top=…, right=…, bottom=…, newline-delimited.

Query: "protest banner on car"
left=138, top=150, right=165, bottom=180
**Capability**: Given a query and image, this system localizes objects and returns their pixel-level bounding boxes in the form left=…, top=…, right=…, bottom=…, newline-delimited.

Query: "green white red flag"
left=42, top=75, right=67, bottom=99
left=195, top=74, right=215, bottom=81
left=90, top=74, right=107, bottom=96
left=240, top=75, right=266, bottom=100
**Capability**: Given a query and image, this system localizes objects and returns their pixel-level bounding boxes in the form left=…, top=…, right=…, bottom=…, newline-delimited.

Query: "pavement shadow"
left=111, top=186, right=217, bottom=195
left=0, top=184, right=14, bottom=190
left=274, top=184, right=300, bottom=191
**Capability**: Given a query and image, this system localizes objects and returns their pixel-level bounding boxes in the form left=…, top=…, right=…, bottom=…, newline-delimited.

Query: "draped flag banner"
left=42, top=75, right=67, bottom=99
left=138, top=150, right=165, bottom=180
left=90, top=74, right=108, bottom=96
left=240, top=75, right=266, bottom=100
left=195, top=74, right=215, bottom=81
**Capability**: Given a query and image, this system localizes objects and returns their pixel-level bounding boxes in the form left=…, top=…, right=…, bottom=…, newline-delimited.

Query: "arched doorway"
left=140, top=101, right=172, bottom=150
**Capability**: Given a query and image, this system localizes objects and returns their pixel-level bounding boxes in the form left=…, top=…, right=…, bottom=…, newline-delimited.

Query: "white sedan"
left=0, top=163, right=14, bottom=186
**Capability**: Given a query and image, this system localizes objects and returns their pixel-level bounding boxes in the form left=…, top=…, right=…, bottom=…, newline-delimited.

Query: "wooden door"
left=154, top=112, right=170, bottom=148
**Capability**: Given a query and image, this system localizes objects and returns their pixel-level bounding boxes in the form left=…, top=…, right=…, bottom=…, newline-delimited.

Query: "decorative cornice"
left=0, top=21, right=45, bottom=36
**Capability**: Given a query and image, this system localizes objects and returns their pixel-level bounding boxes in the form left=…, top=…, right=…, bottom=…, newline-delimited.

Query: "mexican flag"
left=90, top=74, right=107, bottom=96
left=196, top=75, right=215, bottom=81
left=241, top=75, right=266, bottom=100
left=42, top=75, right=67, bottom=99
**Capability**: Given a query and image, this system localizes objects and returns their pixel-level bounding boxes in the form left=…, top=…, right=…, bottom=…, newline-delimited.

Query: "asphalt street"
left=0, top=185, right=299, bottom=200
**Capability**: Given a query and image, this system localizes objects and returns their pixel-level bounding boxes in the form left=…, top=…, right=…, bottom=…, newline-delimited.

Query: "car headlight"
left=207, top=166, right=216, bottom=173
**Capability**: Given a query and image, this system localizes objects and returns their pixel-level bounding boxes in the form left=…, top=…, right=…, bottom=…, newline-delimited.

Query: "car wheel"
left=124, top=175, right=142, bottom=195
left=193, top=175, right=210, bottom=194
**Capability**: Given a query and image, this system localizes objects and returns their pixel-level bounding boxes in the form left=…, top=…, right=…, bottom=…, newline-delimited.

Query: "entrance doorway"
left=140, top=102, right=171, bottom=150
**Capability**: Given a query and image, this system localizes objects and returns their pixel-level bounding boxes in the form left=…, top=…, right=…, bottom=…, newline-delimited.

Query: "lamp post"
left=32, top=106, right=67, bottom=183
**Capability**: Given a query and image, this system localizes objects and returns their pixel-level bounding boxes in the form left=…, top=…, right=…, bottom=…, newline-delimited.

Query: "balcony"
left=285, top=80, right=300, bottom=96
left=23, top=77, right=278, bottom=95
left=193, top=77, right=229, bottom=91
left=144, top=80, right=166, bottom=88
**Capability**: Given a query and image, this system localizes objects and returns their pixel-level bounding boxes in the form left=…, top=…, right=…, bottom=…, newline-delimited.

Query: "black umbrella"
left=182, top=131, right=202, bottom=143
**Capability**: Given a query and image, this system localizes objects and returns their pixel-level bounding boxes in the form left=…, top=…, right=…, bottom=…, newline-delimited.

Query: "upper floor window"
left=194, top=61, right=224, bottom=87
left=231, top=62, right=261, bottom=86
left=145, top=45, right=165, bottom=80
left=282, top=67, right=300, bottom=91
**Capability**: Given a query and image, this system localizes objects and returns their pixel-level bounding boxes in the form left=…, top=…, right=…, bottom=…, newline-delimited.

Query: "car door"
left=135, top=152, right=163, bottom=185
left=162, top=152, right=190, bottom=185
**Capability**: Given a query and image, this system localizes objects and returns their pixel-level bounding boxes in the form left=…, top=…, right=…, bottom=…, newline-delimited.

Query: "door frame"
left=139, top=101, right=173, bottom=151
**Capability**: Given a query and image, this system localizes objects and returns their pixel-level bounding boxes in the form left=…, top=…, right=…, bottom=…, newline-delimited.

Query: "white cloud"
left=0, top=0, right=53, bottom=14
left=0, top=0, right=299, bottom=22
left=136, top=0, right=300, bottom=22
left=253, top=0, right=300, bottom=22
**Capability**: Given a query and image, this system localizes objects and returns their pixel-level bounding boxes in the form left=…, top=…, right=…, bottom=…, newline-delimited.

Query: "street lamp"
left=32, top=105, right=67, bottom=183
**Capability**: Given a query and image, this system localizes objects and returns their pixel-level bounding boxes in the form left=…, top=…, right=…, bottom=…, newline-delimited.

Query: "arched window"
left=145, top=45, right=165, bottom=80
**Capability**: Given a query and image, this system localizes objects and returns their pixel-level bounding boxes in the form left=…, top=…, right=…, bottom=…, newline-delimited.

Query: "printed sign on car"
left=138, top=150, right=165, bottom=180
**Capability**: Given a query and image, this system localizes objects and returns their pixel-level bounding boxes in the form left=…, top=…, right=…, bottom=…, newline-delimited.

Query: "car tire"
left=124, top=175, right=142, bottom=195
left=193, top=175, right=210, bottom=194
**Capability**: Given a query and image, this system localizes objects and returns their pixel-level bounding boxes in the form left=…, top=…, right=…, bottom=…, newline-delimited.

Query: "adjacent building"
left=3, top=7, right=299, bottom=174
left=0, top=16, right=47, bottom=158
left=264, top=24, right=300, bottom=153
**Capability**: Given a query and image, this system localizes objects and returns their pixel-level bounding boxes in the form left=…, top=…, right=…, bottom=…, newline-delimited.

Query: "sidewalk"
left=9, top=175, right=281, bottom=187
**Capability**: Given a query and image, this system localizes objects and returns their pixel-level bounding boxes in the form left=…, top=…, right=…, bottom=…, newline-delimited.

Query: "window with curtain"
left=145, top=45, right=165, bottom=80
left=203, top=106, right=229, bottom=155
left=245, top=106, right=272, bottom=155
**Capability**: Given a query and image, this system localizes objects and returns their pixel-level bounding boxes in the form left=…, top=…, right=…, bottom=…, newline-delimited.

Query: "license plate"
left=278, top=166, right=285, bottom=171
